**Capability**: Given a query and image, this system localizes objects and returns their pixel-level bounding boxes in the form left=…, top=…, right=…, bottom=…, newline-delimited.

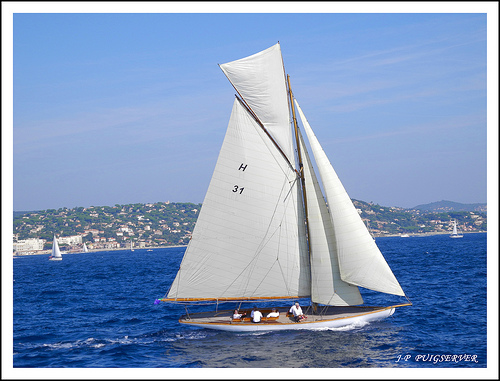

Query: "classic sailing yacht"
left=450, top=220, right=463, bottom=238
left=49, top=235, right=63, bottom=261
left=157, top=43, right=411, bottom=331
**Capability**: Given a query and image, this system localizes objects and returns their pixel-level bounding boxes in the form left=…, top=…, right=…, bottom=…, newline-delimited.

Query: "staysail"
left=295, top=99, right=405, bottom=296
left=298, top=129, right=364, bottom=306
left=166, top=98, right=309, bottom=301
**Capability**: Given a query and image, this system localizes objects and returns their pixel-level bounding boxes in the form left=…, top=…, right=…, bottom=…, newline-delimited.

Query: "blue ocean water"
left=12, top=233, right=488, bottom=370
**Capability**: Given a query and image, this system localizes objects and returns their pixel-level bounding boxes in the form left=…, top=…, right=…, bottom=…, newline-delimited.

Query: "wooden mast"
left=287, top=75, right=317, bottom=312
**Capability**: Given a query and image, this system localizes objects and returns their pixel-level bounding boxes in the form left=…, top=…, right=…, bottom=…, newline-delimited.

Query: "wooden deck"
left=179, top=305, right=406, bottom=326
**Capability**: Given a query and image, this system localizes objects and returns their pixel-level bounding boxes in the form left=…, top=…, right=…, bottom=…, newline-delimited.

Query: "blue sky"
left=4, top=2, right=498, bottom=212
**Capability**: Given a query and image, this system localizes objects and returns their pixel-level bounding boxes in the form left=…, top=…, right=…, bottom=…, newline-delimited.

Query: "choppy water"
left=10, top=233, right=489, bottom=375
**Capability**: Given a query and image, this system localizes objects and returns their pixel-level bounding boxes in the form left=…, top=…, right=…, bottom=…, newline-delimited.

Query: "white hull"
left=49, top=257, right=62, bottom=261
left=178, top=305, right=406, bottom=332
left=450, top=235, right=463, bottom=238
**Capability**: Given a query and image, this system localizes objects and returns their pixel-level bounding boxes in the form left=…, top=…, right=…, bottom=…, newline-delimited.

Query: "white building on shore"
left=57, top=235, right=83, bottom=245
left=13, top=235, right=84, bottom=255
left=13, top=238, right=46, bottom=254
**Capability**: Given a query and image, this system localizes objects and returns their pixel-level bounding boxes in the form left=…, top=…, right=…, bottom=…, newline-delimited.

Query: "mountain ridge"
left=412, top=200, right=486, bottom=212
left=13, top=199, right=487, bottom=250
left=14, top=199, right=487, bottom=216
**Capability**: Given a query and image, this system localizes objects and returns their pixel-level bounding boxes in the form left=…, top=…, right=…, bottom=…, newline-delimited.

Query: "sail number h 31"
left=232, top=163, right=247, bottom=194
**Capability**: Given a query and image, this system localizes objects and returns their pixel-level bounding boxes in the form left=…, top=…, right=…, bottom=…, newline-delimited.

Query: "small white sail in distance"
left=50, top=235, right=62, bottom=260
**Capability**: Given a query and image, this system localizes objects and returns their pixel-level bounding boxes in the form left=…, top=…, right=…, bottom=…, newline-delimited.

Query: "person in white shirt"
left=250, top=306, right=263, bottom=323
left=289, top=302, right=306, bottom=322
left=232, top=309, right=246, bottom=320
left=266, top=308, right=279, bottom=318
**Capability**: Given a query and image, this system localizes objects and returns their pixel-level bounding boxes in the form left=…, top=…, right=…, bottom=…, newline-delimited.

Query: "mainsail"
left=166, top=97, right=309, bottom=301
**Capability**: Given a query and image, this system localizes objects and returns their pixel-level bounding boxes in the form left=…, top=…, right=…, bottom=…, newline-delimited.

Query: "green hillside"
left=13, top=200, right=487, bottom=252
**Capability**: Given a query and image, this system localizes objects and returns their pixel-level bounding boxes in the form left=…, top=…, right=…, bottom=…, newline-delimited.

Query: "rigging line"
left=284, top=175, right=300, bottom=204
left=217, top=225, right=279, bottom=298
left=241, top=97, right=297, bottom=181
left=251, top=254, right=284, bottom=299
left=218, top=176, right=297, bottom=299
left=233, top=95, right=295, bottom=172
left=245, top=208, right=298, bottom=301
left=404, top=294, right=413, bottom=305
left=251, top=174, right=294, bottom=256
left=274, top=216, right=298, bottom=299
left=276, top=172, right=302, bottom=295
left=243, top=182, right=292, bottom=292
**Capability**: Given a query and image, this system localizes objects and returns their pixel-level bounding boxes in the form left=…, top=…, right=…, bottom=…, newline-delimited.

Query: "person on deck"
left=266, top=308, right=279, bottom=318
left=250, top=306, right=263, bottom=323
left=232, top=309, right=246, bottom=320
left=289, top=302, right=306, bottom=322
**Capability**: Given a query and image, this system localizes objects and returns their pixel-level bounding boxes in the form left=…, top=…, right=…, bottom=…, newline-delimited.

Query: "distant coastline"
left=376, top=231, right=486, bottom=238
left=13, top=200, right=487, bottom=256
left=13, top=232, right=488, bottom=257
left=13, top=245, right=188, bottom=256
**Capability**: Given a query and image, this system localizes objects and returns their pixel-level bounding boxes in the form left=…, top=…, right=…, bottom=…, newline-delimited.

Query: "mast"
left=287, top=75, right=316, bottom=311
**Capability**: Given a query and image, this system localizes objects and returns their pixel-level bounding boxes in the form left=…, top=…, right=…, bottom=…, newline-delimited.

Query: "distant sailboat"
left=157, top=43, right=411, bottom=331
left=49, top=235, right=63, bottom=261
left=450, top=220, right=463, bottom=238
left=130, top=239, right=134, bottom=252
left=82, top=242, right=89, bottom=253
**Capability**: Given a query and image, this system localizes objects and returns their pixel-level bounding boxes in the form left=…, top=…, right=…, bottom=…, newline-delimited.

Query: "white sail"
left=295, top=99, right=405, bottom=297
left=450, top=220, right=463, bottom=237
left=167, top=98, right=309, bottom=301
left=51, top=236, right=62, bottom=258
left=219, top=43, right=293, bottom=163
left=83, top=243, right=88, bottom=253
left=298, top=130, right=364, bottom=306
